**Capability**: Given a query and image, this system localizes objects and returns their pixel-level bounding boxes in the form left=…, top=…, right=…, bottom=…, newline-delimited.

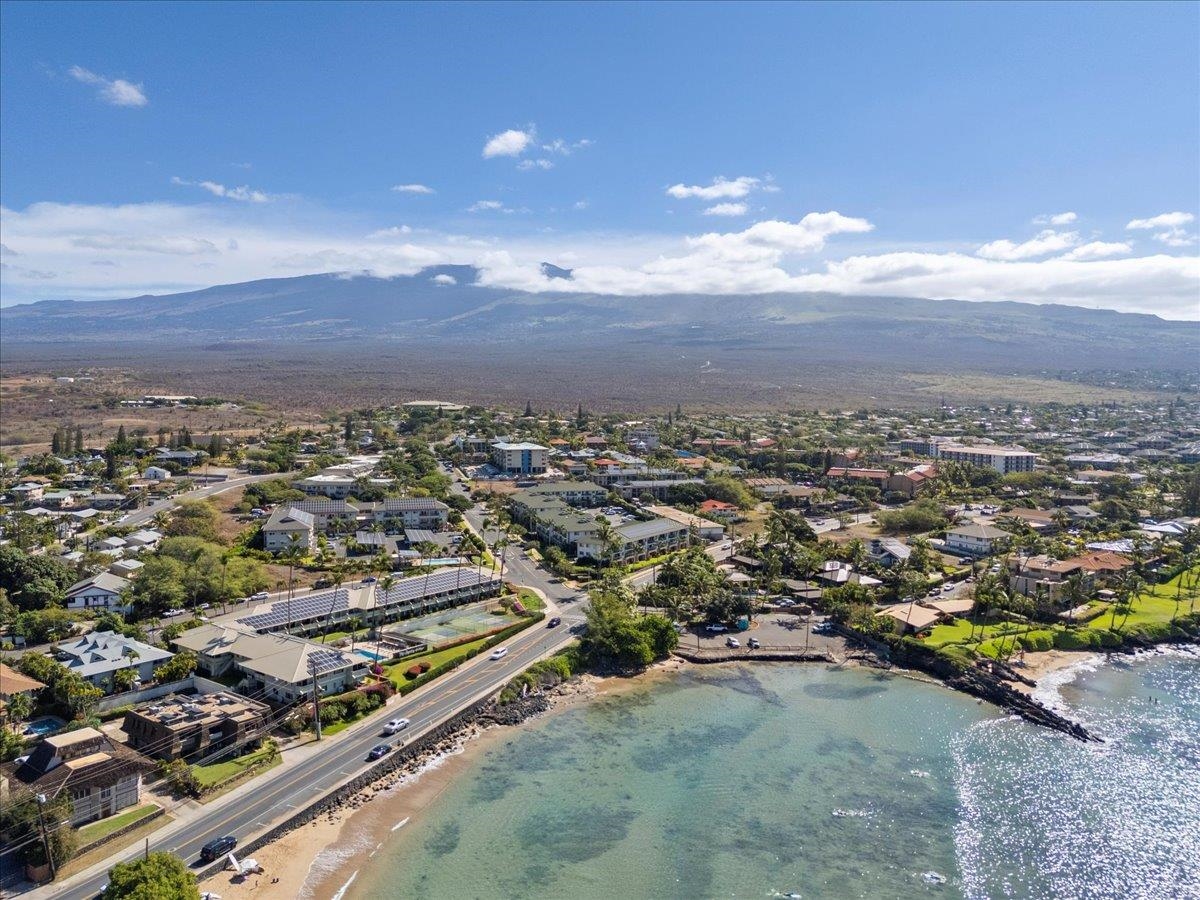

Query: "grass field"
left=76, top=803, right=159, bottom=846
left=382, top=636, right=492, bottom=689
left=192, top=744, right=279, bottom=788
left=919, top=567, right=1200, bottom=659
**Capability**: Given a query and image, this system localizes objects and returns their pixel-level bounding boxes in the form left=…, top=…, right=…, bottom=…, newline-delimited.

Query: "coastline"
left=197, top=662, right=684, bottom=900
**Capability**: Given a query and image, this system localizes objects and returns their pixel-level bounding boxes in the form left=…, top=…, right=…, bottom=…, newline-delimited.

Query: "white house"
left=64, top=572, right=131, bottom=613
left=143, top=466, right=172, bottom=480
left=54, top=631, right=172, bottom=690
left=261, top=507, right=316, bottom=553
left=944, top=523, right=1013, bottom=557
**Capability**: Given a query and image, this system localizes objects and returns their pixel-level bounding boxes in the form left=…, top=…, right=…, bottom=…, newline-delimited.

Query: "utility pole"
left=309, top=660, right=322, bottom=741
left=35, top=793, right=56, bottom=880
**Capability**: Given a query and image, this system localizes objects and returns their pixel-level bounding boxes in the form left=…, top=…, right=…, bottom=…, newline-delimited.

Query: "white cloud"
left=1126, top=211, right=1195, bottom=230
left=542, top=138, right=592, bottom=155
left=666, top=176, right=761, bottom=201
left=1034, top=211, right=1078, bottom=226
left=391, top=183, right=435, bottom=194
left=703, top=202, right=748, bottom=217
left=1127, top=211, right=1197, bottom=247
left=1058, top=241, right=1131, bottom=261
left=572, top=200, right=589, bottom=210
left=431, top=274, right=457, bottom=285
left=368, top=225, right=413, bottom=238
left=2, top=201, right=1196, bottom=320
left=68, top=66, right=147, bottom=107
left=977, top=229, right=1078, bottom=261
left=171, top=177, right=272, bottom=203
left=468, top=200, right=505, bottom=213
left=482, top=128, right=535, bottom=158
left=517, top=159, right=555, bottom=171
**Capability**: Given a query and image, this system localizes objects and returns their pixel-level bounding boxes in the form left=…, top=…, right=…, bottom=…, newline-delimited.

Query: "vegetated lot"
left=192, top=744, right=280, bottom=788
left=382, top=637, right=491, bottom=689
left=920, top=567, right=1200, bottom=659
left=75, top=803, right=159, bottom=846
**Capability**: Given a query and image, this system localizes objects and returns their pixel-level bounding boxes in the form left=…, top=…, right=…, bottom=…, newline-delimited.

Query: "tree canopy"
left=103, top=852, right=199, bottom=900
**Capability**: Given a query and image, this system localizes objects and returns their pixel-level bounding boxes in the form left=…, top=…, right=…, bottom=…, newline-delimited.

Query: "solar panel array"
left=238, top=588, right=350, bottom=631
left=306, top=647, right=351, bottom=675
left=378, top=569, right=498, bottom=608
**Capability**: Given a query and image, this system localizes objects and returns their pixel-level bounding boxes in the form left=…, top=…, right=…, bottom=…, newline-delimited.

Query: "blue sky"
left=1, top=1, right=1197, bottom=316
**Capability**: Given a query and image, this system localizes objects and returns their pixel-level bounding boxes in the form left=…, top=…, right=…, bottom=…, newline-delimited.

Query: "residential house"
left=124, top=529, right=162, bottom=551
left=944, top=523, right=1012, bottom=557
left=1007, top=555, right=1094, bottom=604
left=123, top=691, right=271, bottom=761
left=867, top=537, right=912, bottom=567
left=698, top=499, right=738, bottom=520
left=55, top=631, right=173, bottom=691
left=7, top=728, right=154, bottom=825
left=64, top=572, right=131, bottom=613
left=142, top=466, right=172, bottom=480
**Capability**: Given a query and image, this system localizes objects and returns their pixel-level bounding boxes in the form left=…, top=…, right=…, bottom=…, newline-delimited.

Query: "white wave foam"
left=1031, top=654, right=1104, bottom=711
left=330, top=870, right=358, bottom=900
left=391, top=816, right=410, bottom=832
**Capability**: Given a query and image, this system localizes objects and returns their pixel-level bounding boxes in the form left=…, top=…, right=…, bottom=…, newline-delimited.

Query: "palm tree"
left=1060, top=571, right=1088, bottom=624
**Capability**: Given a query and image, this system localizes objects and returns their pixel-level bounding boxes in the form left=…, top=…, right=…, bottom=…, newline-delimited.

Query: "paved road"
left=120, top=472, right=285, bottom=527
left=40, top=609, right=579, bottom=900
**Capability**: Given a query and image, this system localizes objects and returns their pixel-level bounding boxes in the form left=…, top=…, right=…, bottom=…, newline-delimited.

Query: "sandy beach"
left=1008, top=649, right=1102, bottom=695
left=196, top=666, right=680, bottom=900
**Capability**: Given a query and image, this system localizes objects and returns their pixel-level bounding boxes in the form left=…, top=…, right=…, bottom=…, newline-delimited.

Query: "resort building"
left=944, top=523, right=1013, bottom=557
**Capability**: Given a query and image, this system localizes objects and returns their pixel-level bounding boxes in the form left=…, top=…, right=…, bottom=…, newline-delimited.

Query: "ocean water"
left=954, top=648, right=1200, bottom=899
left=347, top=653, right=1200, bottom=900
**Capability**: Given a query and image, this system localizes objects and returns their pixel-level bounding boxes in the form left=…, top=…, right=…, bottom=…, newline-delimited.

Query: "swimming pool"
left=357, top=650, right=388, bottom=661
left=23, top=716, right=65, bottom=737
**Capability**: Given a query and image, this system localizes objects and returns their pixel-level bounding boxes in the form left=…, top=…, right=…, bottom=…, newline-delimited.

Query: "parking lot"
left=680, top=612, right=848, bottom=655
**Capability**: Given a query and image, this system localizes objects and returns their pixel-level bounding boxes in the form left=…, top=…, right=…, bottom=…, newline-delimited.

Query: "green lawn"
left=919, top=566, right=1200, bottom=660
left=515, top=589, right=545, bottom=613
left=76, top=804, right=158, bottom=846
left=192, top=745, right=279, bottom=787
left=382, top=637, right=491, bottom=689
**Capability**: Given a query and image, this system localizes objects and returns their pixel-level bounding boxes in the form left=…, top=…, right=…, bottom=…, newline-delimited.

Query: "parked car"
left=200, top=835, right=237, bottom=862
left=383, top=718, right=410, bottom=735
left=251, top=591, right=270, bottom=602
left=813, top=622, right=834, bottom=634
left=162, top=609, right=185, bottom=618
left=489, top=647, right=509, bottom=660
left=547, top=616, right=562, bottom=628
left=726, top=636, right=740, bottom=648
left=777, top=599, right=796, bottom=608
left=367, top=743, right=393, bottom=761
left=705, top=624, right=728, bottom=633
left=362, top=576, right=377, bottom=584
left=747, top=637, right=760, bottom=649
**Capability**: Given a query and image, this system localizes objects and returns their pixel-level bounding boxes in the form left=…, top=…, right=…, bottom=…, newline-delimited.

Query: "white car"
left=726, top=637, right=740, bottom=648
left=705, top=624, right=727, bottom=633
left=489, top=647, right=509, bottom=660
left=383, top=718, right=411, bottom=735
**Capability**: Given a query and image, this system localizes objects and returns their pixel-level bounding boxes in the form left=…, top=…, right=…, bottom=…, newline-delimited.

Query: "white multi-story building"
left=936, top=444, right=1036, bottom=475
left=293, top=473, right=357, bottom=498
left=491, top=442, right=549, bottom=475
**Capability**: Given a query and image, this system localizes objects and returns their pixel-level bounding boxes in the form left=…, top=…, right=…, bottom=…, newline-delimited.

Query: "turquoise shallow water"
left=348, top=652, right=1200, bottom=900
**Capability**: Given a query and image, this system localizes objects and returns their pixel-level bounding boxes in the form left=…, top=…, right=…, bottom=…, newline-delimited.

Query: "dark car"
left=367, top=743, right=392, bottom=761
left=547, top=616, right=562, bottom=628
left=200, top=835, right=237, bottom=862
left=568, top=622, right=587, bottom=635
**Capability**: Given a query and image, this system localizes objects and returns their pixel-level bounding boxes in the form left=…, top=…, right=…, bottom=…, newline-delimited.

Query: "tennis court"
left=389, top=600, right=520, bottom=645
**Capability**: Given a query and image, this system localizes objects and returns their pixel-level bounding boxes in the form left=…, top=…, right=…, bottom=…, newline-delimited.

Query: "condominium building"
left=936, top=444, right=1036, bottom=475
left=123, top=691, right=271, bottom=761
left=491, top=442, right=549, bottom=475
